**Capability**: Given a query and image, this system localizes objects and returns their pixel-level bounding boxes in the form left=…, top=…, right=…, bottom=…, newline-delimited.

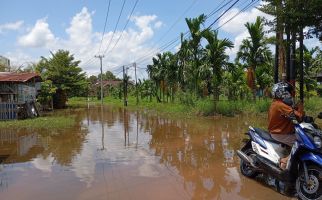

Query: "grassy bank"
left=69, top=96, right=322, bottom=117
left=0, top=116, right=76, bottom=129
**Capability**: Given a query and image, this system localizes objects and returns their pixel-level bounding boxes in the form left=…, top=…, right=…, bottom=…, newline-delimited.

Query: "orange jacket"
left=268, top=99, right=304, bottom=135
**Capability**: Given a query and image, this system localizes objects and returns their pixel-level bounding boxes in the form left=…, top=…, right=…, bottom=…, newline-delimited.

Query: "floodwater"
left=0, top=105, right=294, bottom=200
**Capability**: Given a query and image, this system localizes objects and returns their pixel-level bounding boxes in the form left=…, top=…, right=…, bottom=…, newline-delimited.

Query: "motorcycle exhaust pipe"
left=237, top=150, right=257, bottom=168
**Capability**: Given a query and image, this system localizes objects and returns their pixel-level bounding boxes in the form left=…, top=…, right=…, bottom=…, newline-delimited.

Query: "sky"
left=1, top=0, right=321, bottom=80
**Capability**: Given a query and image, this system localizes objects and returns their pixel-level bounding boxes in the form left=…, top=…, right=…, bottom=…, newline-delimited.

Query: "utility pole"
left=134, top=62, right=138, bottom=105
left=123, top=66, right=127, bottom=106
left=95, top=55, right=104, bottom=104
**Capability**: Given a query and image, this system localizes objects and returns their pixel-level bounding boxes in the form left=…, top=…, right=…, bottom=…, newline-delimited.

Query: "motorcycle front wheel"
left=240, top=148, right=258, bottom=178
left=296, top=165, right=322, bottom=200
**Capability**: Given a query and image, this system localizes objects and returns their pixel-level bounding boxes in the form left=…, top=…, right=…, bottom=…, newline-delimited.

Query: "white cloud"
left=154, top=21, right=163, bottom=29
left=219, top=7, right=273, bottom=35
left=219, top=6, right=274, bottom=59
left=11, top=7, right=161, bottom=76
left=4, top=50, right=34, bottom=67
left=304, top=37, right=322, bottom=50
left=18, top=18, right=56, bottom=48
left=0, top=21, right=24, bottom=33
left=226, top=31, right=249, bottom=58
left=66, top=7, right=93, bottom=46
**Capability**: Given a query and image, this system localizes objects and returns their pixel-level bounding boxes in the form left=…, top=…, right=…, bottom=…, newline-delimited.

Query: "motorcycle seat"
left=253, top=127, right=280, bottom=144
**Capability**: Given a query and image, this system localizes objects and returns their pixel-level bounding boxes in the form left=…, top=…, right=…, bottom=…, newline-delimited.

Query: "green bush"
left=317, top=85, right=322, bottom=97
left=177, top=91, right=196, bottom=106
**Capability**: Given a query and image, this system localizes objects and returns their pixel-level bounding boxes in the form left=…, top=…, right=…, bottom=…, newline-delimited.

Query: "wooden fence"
left=0, top=103, right=17, bottom=120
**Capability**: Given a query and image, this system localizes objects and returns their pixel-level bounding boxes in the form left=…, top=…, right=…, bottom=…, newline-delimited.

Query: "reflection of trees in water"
left=44, top=128, right=87, bottom=166
left=146, top=115, right=252, bottom=199
left=0, top=108, right=89, bottom=167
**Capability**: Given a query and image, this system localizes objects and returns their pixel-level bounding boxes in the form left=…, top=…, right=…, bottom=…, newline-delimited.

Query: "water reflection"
left=0, top=105, right=289, bottom=200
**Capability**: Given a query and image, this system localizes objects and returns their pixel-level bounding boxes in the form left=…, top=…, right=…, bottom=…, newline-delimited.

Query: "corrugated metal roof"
left=0, top=72, right=41, bottom=82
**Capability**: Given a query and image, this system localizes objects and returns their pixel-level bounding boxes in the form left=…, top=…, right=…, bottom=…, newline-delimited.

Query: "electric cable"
left=134, top=0, right=235, bottom=64
left=102, top=0, right=127, bottom=55
left=136, top=0, right=255, bottom=66
left=98, top=0, right=112, bottom=54
left=106, top=0, right=139, bottom=55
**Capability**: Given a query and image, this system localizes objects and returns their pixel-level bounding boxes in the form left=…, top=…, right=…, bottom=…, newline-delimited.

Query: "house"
left=93, top=80, right=123, bottom=97
left=0, top=72, right=42, bottom=120
left=0, top=55, right=10, bottom=70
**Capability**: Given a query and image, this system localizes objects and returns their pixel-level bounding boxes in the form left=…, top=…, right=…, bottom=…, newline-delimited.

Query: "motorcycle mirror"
left=318, top=112, right=322, bottom=119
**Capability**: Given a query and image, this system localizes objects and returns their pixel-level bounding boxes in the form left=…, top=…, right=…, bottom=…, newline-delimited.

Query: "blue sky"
left=1, top=0, right=321, bottom=79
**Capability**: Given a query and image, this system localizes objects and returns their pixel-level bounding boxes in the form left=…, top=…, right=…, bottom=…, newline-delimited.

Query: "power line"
left=136, top=0, right=254, bottom=66
left=134, top=0, right=235, bottom=64
left=216, top=0, right=259, bottom=30
left=102, top=0, right=127, bottom=55
left=205, top=0, right=240, bottom=30
left=98, top=0, right=112, bottom=54
left=153, top=0, right=198, bottom=45
left=106, top=0, right=139, bottom=55
left=81, top=0, right=112, bottom=68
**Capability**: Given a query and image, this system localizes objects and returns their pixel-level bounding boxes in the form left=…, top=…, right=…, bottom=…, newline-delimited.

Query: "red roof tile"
left=0, top=72, right=42, bottom=82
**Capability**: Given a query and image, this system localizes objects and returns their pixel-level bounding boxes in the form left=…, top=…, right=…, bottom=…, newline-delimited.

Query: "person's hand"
left=295, top=102, right=303, bottom=110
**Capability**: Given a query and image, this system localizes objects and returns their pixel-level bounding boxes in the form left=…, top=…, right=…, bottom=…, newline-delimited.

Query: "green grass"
left=0, top=116, right=76, bottom=129
left=304, top=97, right=322, bottom=117
left=68, top=96, right=322, bottom=117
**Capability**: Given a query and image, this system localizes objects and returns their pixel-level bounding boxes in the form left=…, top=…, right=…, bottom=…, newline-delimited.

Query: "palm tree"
left=185, top=14, right=206, bottom=96
left=177, top=33, right=191, bottom=91
left=147, top=55, right=162, bottom=102
left=163, top=52, right=178, bottom=102
left=237, top=16, right=271, bottom=100
left=203, top=30, right=233, bottom=103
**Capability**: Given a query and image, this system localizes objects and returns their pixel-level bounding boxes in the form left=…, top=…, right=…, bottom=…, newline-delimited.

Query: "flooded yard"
left=0, top=105, right=292, bottom=200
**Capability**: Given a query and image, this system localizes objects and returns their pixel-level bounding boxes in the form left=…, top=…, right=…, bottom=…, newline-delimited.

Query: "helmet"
left=271, top=82, right=293, bottom=99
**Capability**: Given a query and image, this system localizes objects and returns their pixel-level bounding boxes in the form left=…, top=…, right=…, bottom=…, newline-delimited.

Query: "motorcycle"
left=237, top=112, right=322, bottom=200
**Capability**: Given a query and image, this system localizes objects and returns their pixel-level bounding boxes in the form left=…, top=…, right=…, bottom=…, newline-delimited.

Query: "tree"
left=37, top=80, right=57, bottom=110
left=185, top=14, right=206, bottom=96
left=203, top=30, right=233, bottom=102
left=37, top=50, right=88, bottom=108
left=177, top=33, right=191, bottom=91
left=98, top=70, right=118, bottom=81
left=223, top=63, right=249, bottom=100
left=237, top=16, right=272, bottom=100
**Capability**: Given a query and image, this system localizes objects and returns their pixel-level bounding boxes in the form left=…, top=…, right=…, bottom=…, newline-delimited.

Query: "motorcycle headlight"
left=313, top=136, right=322, bottom=148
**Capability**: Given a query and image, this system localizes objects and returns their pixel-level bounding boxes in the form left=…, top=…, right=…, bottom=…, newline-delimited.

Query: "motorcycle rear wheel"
left=240, top=148, right=258, bottom=178
left=296, top=165, right=322, bottom=200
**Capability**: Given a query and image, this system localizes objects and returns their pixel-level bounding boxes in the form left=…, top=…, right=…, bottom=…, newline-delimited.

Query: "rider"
left=268, top=82, right=304, bottom=169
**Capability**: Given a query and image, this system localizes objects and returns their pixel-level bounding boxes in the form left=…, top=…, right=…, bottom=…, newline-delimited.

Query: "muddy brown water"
left=0, top=105, right=295, bottom=200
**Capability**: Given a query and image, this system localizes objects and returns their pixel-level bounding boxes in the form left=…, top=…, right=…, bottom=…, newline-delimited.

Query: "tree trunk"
left=299, top=27, right=304, bottom=102
left=276, top=0, right=285, bottom=81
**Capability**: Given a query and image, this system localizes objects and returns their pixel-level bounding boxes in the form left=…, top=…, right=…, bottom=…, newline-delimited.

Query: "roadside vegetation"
left=69, top=96, right=322, bottom=118
left=2, top=1, right=321, bottom=119
left=0, top=116, right=76, bottom=130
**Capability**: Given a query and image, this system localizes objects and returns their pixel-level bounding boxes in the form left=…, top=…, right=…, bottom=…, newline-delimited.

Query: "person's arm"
left=280, top=101, right=304, bottom=121
left=294, top=102, right=304, bottom=120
